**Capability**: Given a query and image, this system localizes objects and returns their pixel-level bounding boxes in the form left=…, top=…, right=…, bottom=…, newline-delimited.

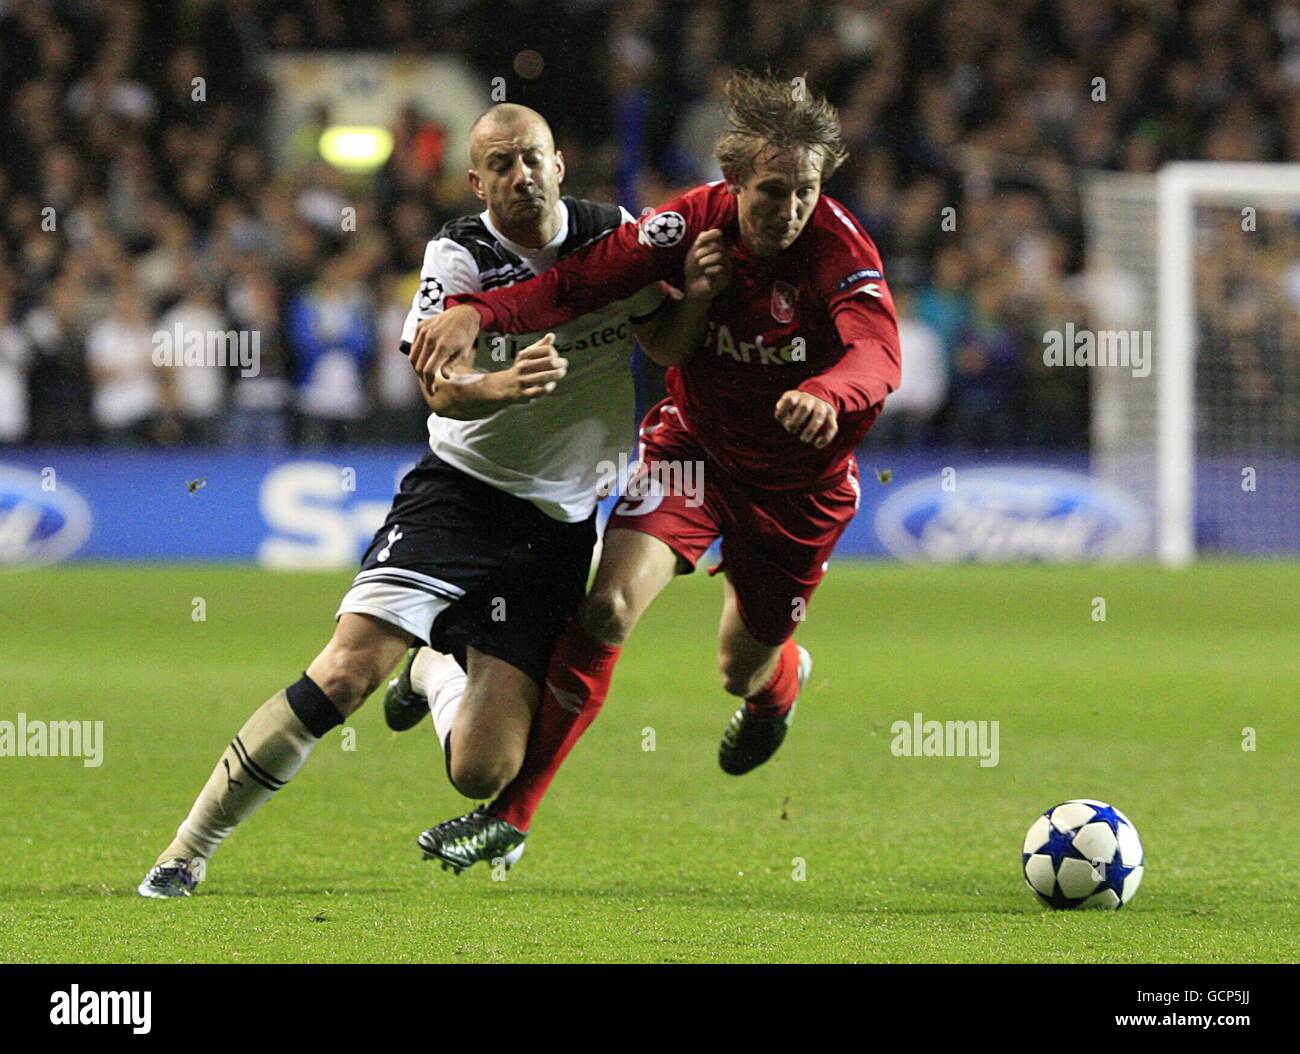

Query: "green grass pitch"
left=0, top=562, right=1296, bottom=963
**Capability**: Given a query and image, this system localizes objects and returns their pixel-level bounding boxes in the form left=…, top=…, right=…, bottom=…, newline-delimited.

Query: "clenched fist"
left=683, top=228, right=733, bottom=301
left=775, top=390, right=837, bottom=448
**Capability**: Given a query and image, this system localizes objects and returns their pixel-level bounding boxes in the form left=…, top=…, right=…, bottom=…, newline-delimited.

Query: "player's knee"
left=717, top=658, right=754, bottom=697
left=717, top=651, right=766, bottom=697
left=581, top=585, right=640, bottom=644
left=312, top=648, right=383, bottom=716
left=449, top=755, right=519, bottom=801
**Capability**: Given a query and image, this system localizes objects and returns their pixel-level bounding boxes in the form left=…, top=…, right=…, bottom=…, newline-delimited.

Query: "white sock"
left=411, top=648, right=466, bottom=751
left=161, top=690, right=320, bottom=864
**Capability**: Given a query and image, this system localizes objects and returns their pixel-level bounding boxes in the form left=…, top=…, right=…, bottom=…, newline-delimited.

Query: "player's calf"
left=443, top=650, right=535, bottom=797
left=137, top=615, right=410, bottom=898
left=718, top=641, right=811, bottom=776
left=136, top=675, right=341, bottom=897
left=715, top=601, right=786, bottom=700
left=718, top=650, right=783, bottom=698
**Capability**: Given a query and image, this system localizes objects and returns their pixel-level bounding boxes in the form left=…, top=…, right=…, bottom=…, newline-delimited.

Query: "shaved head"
left=468, top=104, right=555, bottom=167
left=465, top=103, right=565, bottom=249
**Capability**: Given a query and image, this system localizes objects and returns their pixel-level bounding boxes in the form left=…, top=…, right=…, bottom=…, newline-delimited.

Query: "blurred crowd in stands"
left=0, top=0, right=1295, bottom=449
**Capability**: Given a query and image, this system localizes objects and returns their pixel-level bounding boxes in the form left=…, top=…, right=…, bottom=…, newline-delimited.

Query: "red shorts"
left=607, top=400, right=861, bottom=645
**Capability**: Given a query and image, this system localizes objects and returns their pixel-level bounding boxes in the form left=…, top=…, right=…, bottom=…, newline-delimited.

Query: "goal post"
left=1085, top=162, right=1300, bottom=565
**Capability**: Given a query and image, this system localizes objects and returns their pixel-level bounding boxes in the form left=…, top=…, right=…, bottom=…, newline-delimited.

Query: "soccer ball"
left=1022, top=799, right=1144, bottom=910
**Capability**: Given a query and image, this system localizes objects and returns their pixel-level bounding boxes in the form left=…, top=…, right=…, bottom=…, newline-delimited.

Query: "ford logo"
left=0, top=465, right=93, bottom=565
left=875, top=467, right=1149, bottom=563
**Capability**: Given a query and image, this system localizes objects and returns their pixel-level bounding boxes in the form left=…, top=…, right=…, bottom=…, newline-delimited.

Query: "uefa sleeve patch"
left=638, top=211, right=687, bottom=248
left=835, top=268, right=882, bottom=292
left=417, top=275, right=445, bottom=312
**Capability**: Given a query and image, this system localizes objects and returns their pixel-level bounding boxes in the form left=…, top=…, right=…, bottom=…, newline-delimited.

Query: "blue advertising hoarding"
left=0, top=446, right=1293, bottom=567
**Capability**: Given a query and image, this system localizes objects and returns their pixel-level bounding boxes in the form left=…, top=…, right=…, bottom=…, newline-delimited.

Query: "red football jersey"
left=447, top=181, right=901, bottom=490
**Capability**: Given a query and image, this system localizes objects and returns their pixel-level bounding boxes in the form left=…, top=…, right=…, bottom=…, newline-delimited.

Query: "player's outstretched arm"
left=446, top=204, right=695, bottom=343
left=633, top=228, right=730, bottom=367
left=418, top=335, right=567, bottom=420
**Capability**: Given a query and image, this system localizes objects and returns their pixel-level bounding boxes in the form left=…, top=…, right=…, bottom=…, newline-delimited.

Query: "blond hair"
left=714, top=71, right=848, bottom=181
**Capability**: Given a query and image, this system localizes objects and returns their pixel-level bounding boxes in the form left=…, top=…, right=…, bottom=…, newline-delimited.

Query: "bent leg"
left=446, top=648, right=541, bottom=801
left=488, top=528, right=686, bottom=830
left=716, top=577, right=784, bottom=698
left=713, top=574, right=805, bottom=777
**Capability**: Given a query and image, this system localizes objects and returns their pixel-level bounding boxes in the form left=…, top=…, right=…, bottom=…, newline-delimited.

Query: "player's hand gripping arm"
left=633, top=228, right=730, bottom=367
left=408, top=304, right=485, bottom=393
left=417, top=335, right=567, bottom=420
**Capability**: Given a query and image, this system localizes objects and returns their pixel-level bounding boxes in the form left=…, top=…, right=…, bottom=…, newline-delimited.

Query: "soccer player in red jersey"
left=407, top=72, right=901, bottom=872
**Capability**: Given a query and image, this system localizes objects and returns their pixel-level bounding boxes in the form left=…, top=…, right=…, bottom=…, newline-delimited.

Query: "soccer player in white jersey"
left=137, top=104, right=666, bottom=896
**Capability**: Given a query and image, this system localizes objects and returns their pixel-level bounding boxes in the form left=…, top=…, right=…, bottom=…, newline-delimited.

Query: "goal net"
left=1083, top=163, right=1300, bottom=565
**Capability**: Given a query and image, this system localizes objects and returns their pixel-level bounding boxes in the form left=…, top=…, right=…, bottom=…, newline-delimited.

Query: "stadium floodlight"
left=318, top=126, right=395, bottom=173
left=1085, top=163, right=1300, bottom=566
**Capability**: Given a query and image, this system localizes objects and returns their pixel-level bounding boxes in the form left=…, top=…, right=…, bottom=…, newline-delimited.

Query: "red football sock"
left=490, top=620, right=621, bottom=831
left=744, top=639, right=800, bottom=717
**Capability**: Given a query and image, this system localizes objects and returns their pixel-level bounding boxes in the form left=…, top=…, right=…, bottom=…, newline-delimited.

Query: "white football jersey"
left=400, top=198, right=663, bottom=522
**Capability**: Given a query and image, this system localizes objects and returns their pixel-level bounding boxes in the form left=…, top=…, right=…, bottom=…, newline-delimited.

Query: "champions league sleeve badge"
left=638, top=211, right=687, bottom=248
left=418, top=275, right=445, bottom=312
